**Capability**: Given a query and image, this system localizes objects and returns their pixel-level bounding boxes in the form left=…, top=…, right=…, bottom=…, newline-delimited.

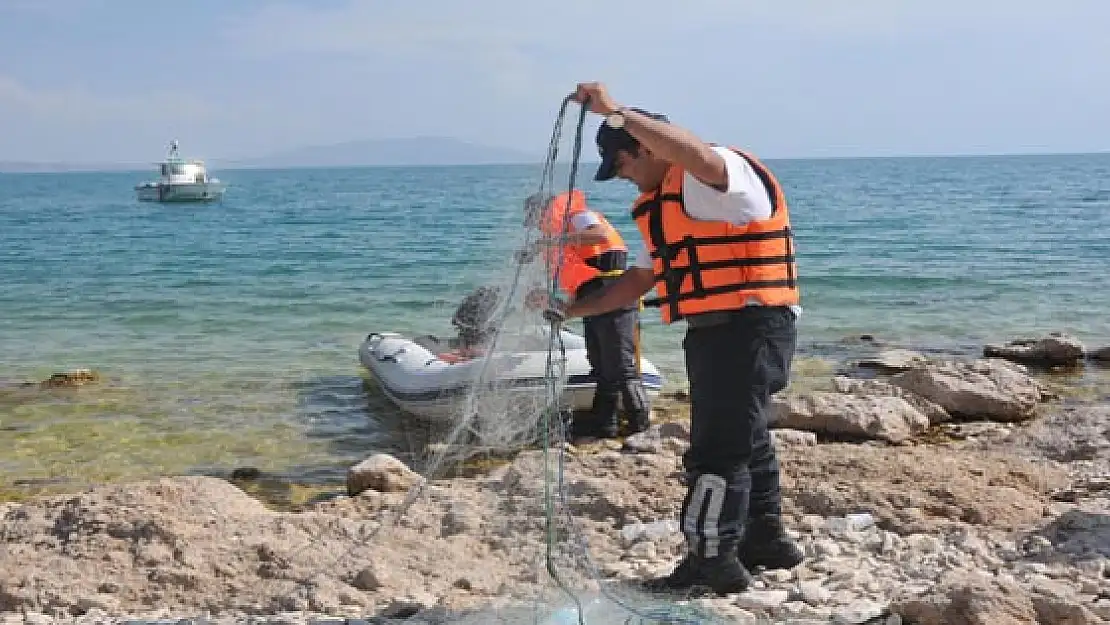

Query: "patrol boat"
left=135, top=140, right=227, bottom=203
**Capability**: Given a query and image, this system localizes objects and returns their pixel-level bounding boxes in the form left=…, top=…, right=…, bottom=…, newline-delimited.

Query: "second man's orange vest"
left=542, top=190, right=628, bottom=295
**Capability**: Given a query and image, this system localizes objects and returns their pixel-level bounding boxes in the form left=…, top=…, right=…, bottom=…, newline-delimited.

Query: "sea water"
left=1, top=154, right=1108, bottom=498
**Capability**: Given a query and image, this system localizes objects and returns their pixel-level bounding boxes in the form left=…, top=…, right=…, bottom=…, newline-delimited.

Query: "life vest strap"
left=631, top=192, right=682, bottom=219
left=650, top=228, right=792, bottom=259
left=653, top=254, right=796, bottom=279
left=584, top=249, right=628, bottom=272
left=642, top=279, right=797, bottom=309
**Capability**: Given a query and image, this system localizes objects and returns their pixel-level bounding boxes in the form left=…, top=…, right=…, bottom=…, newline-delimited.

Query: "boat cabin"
left=158, top=141, right=211, bottom=184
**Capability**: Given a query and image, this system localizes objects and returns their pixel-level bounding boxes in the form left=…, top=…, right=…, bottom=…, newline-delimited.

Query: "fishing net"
left=338, top=97, right=734, bottom=623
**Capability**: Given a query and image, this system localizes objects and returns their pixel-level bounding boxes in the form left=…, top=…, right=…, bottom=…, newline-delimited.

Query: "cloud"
left=227, top=2, right=526, bottom=60
left=225, top=0, right=1083, bottom=59
left=205, top=0, right=1110, bottom=158
left=219, top=1, right=756, bottom=115
left=0, top=0, right=97, bottom=21
left=0, top=76, right=283, bottom=162
left=220, top=0, right=1099, bottom=105
left=719, top=1, right=1053, bottom=36
left=227, top=1, right=765, bottom=62
left=223, top=2, right=585, bottom=119
left=0, top=76, right=215, bottom=125
left=4, top=0, right=1106, bottom=161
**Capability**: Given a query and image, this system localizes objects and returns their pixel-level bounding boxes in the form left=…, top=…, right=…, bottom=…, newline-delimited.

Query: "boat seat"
left=413, top=334, right=448, bottom=352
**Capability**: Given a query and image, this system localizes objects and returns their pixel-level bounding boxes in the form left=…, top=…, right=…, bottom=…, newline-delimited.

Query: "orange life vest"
left=541, top=190, right=628, bottom=295
left=631, top=147, right=799, bottom=325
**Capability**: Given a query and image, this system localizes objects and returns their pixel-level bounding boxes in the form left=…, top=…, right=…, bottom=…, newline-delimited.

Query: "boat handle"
left=379, top=347, right=405, bottom=363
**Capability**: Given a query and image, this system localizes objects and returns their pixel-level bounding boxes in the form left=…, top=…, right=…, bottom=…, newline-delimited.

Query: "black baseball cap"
left=594, top=108, right=670, bottom=182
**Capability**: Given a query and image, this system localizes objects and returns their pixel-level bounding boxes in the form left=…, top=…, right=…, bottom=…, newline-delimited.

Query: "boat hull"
left=135, top=182, right=226, bottom=203
left=359, top=330, right=665, bottom=421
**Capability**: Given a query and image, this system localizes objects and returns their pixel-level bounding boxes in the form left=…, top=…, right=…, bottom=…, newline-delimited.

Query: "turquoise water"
left=2, top=154, right=1109, bottom=496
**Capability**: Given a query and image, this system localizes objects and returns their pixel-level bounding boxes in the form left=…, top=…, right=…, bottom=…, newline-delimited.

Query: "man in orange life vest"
left=528, top=82, right=803, bottom=595
left=518, top=189, right=652, bottom=438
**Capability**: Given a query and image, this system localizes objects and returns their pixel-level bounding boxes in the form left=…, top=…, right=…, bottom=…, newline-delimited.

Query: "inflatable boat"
left=358, top=328, right=665, bottom=421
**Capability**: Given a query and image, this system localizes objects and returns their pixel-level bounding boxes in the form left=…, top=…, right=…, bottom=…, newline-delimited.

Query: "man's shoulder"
left=705, top=143, right=745, bottom=154
left=677, top=145, right=774, bottom=223
left=579, top=207, right=608, bottom=221
left=567, top=208, right=603, bottom=230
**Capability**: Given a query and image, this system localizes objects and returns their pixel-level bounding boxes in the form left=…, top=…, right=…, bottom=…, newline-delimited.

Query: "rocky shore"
left=1, top=333, right=1108, bottom=624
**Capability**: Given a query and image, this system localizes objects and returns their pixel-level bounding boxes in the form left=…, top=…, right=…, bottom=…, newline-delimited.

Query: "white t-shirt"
left=569, top=211, right=600, bottom=231
left=630, top=146, right=802, bottom=317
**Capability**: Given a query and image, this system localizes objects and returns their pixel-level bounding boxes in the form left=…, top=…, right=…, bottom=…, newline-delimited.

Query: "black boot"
left=641, top=551, right=753, bottom=596
left=587, top=388, right=620, bottom=438
left=736, top=514, right=804, bottom=570
left=620, top=380, right=652, bottom=435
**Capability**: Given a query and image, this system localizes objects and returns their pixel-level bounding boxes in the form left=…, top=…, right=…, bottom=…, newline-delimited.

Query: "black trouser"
left=679, top=306, right=796, bottom=558
left=576, top=276, right=649, bottom=424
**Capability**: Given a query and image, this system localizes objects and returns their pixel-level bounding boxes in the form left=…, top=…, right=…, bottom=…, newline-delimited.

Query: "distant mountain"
left=225, top=136, right=541, bottom=169
left=0, top=136, right=565, bottom=173
left=0, top=160, right=145, bottom=173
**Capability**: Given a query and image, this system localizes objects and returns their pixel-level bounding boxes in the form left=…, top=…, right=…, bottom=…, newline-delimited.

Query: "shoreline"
left=2, top=333, right=1109, bottom=623
left=1, top=332, right=1108, bottom=507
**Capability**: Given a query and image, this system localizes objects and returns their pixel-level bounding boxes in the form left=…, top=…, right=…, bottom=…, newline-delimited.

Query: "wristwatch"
left=605, top=109, right=626, bottom=129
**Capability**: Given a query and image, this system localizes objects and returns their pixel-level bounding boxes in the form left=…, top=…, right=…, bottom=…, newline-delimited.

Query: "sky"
left=1, top=0, right=1108, bottom=163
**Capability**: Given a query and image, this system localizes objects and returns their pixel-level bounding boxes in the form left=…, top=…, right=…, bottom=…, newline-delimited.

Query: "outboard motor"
left=451, top=286, right=502, bottom=349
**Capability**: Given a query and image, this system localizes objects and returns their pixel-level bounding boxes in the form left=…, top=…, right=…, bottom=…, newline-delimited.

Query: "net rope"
left=289, top=96, right=731, bottom=624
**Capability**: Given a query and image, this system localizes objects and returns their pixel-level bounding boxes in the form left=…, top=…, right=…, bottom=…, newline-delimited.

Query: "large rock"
left=833, top=376, right=951, bottom=424
left=984, top=333, right=1086, bottom=365
left=771, top=428, right=818, bottom=447
left=889, top=359, right=1046, bottom=421
left=1090, top=345, right=1110, bottom=361
left=890, top=575, right=1038, bottom=624
left=891, top=572, right=1101, bottom=625
left=1002, top=405, right=1110, bottom=464
left=347, top=453, right=422, bottom=496
left=770, top=392, right=930, bottom=443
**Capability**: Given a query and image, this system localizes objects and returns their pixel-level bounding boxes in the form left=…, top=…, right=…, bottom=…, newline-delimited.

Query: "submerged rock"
left=36, top=368, right=100, bottom=388
left=984, top=332, right=1086, bottom=365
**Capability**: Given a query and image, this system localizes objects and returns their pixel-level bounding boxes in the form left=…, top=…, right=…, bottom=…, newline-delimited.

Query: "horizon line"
left=2, top=148, right=1109, bottom=175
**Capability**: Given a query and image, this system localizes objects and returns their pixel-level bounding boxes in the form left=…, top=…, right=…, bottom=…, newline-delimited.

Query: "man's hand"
left=524, top=288, right=551, bottom=311
left=525, top=288, right=569, bottom=325
left=569, top=82, right=621, bottom=116
left=542, top=307, right=566, bottom=325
